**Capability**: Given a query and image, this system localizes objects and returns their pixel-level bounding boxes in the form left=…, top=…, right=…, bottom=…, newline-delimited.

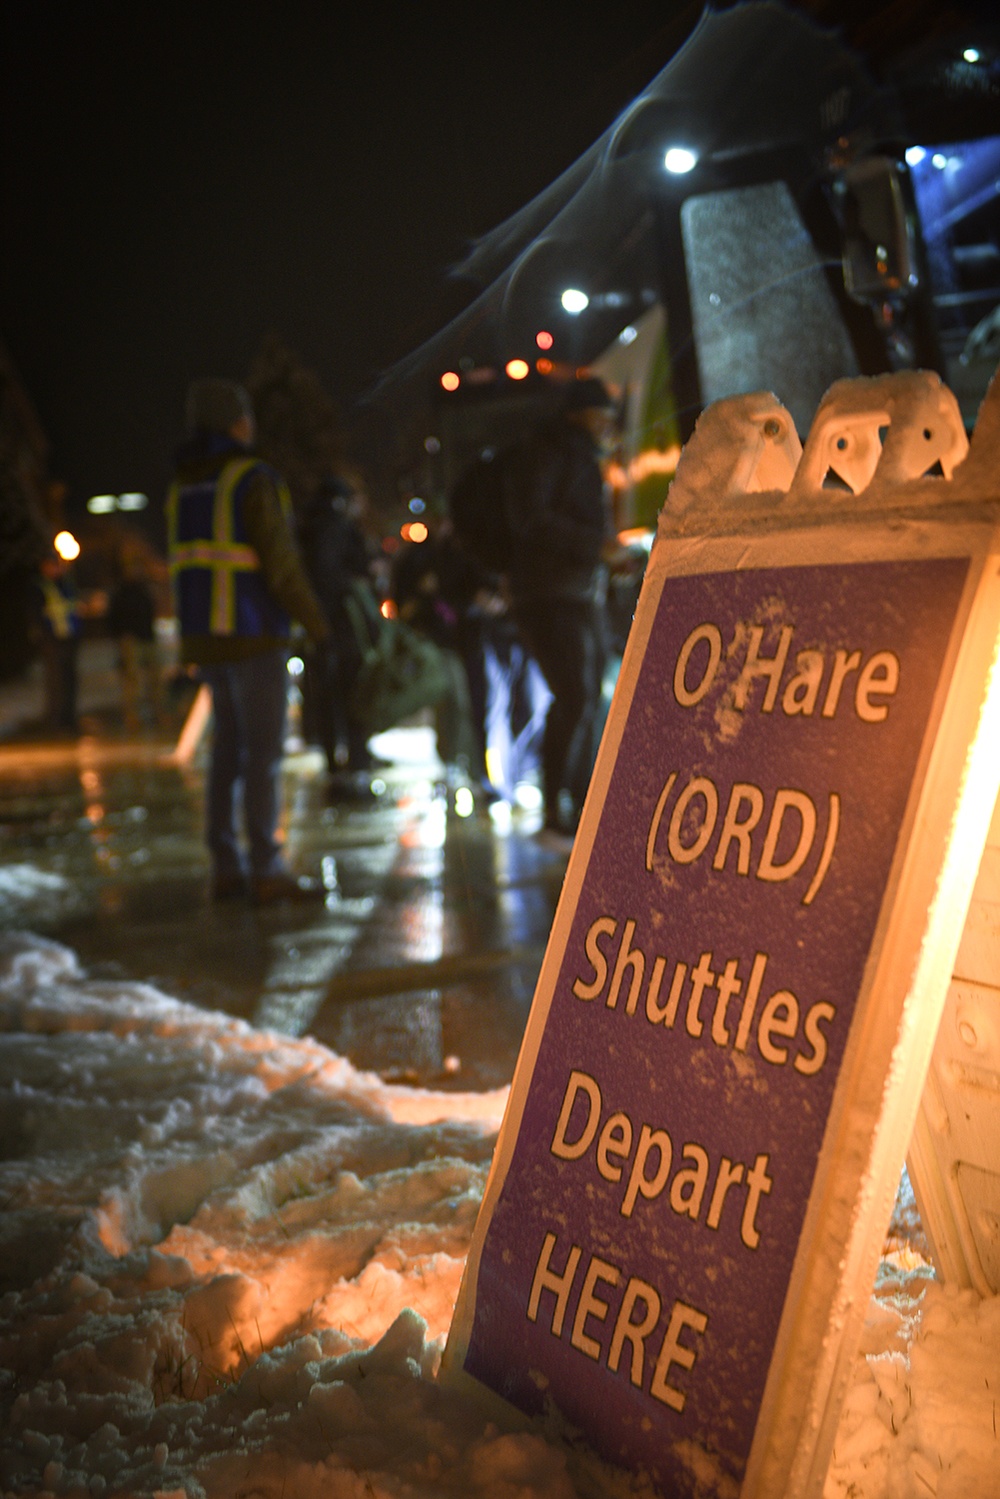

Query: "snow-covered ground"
left=2, top=933, right=998, bottom=1498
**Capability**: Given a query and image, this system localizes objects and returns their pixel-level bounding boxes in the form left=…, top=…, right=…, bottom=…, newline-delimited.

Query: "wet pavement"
left=0, top=641, right=568, bottom=1091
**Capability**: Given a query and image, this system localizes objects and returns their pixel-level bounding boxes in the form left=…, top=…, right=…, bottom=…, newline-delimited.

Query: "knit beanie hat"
left=184, top=378, right=254, bottom=436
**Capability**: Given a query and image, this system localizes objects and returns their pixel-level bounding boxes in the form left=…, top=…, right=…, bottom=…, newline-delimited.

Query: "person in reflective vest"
left=167, top=377, right=329, bottom=905
left=31, top=550, right=82, bottom=733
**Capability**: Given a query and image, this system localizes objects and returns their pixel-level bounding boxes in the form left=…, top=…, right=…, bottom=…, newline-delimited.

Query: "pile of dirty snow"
left=1, top=933, right=998, bottom=1498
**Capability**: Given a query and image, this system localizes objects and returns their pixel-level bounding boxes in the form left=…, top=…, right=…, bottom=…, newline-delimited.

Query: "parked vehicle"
left=399, top=4, right=998, bottom=535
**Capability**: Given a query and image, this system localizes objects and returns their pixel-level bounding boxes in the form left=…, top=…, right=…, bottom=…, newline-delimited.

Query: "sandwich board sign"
left=444, top=370, right=1000, bottom=1498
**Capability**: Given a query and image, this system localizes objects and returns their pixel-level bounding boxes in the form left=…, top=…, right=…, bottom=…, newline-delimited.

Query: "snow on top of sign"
left=662, top=368, right=1000, bottom=535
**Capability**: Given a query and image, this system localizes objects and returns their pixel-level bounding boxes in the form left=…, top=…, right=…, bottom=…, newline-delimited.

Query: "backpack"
left=447, top=446, right=517, bottom=575
left=342, top=580, right=451, bottom=735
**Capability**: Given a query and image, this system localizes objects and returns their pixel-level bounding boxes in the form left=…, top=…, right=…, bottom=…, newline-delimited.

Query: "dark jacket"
left=167, top=434, right=328, bottom=665
left=505, top=417, right=609, bottom=602
left=106, top=579, right=155, bottom=641
left=392, top=528, right=484, bottom=651
left=299, top=495, right=373, bottom=635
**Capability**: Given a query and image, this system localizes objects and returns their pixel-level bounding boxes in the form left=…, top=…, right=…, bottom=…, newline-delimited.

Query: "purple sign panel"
left=461, top=557, right=969, bottom=1495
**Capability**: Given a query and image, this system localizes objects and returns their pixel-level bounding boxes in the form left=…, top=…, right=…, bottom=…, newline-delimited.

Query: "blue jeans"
left=514, top=596, right=607, bottom=830
left=202, top=652, right=289, bottom=880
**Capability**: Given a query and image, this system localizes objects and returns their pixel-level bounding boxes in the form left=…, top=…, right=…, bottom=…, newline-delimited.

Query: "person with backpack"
left=447, top=442, right=550, bottom=803
left=30, top=548, right=83, bottom=735
left=106, top=544, right=166, bottom=733
left=504, top=377, right=626, bottom=844
left=298, top=474, right=386, bottom=796
left=391, top=514, right=490, bottom=792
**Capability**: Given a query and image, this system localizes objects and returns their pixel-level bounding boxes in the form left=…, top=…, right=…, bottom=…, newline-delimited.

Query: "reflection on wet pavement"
left=0, top=722, right=566, bottom=1091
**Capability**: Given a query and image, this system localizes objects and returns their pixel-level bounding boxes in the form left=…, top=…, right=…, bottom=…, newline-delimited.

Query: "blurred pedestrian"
left=30, top=549, right=81, bottom=734
left=505, top=378, right=627, bottom=842
left=480, top=610, right=551, bottom=802
left=392, top=515, right=489, bottom=792
left=106, top=545, right=165, bottom=733
left=167, top=377, right=330, bottom=905
left=298, top=474, right=385, bottom=794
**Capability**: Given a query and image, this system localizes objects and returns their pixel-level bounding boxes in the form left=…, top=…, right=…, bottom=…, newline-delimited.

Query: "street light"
left=86, top=492, right=149, bottom=513
left=53, top=530, right=80, bottom=561
left=561, top=288, right=589, bottom=315
left=664, top=146, right=698, bottom=174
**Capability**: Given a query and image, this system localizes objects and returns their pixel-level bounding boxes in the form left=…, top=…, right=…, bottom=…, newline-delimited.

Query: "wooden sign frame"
left=445, top=371, right=1000, bottom=1498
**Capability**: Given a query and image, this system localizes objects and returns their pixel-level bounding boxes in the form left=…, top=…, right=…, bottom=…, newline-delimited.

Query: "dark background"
left=0, top=0, right=703, bottom=513
left=0, top=0, right=993, bottom=517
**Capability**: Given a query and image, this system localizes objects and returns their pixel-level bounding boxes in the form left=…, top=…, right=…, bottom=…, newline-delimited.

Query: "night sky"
left=0, top=0, right=703, bottom=513
left=2, top=0, right=991, bottom=520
